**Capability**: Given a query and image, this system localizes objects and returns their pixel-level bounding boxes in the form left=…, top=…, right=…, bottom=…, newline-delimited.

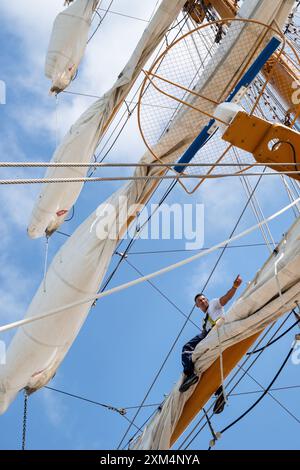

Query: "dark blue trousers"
left=182, top=331, right=207, bottom=376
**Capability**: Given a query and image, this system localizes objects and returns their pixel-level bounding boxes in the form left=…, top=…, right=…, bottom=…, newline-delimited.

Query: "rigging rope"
left=247, top=313, right=300, bottom=355
left=2, top=171, right=300, bottom=185
left=1, top=196, right=299, bottom=335
left=119, top=170, right=279, bottom=448
left=237, top=364, right=300, bottom=426
left=42, top=236, right=50, bottom=294
left=125, top=258, right=200, bottom=329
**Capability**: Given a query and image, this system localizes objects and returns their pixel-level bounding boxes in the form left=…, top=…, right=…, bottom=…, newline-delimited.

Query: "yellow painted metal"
left=222, top=111, right=300, bottom=181
left=171, top=331, right=262, bottom=446
left=263, top=56, right=300, bottom=122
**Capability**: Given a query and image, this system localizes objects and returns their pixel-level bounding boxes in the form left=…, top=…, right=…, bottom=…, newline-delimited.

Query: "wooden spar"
left=171, top=331, right=262, bottom=446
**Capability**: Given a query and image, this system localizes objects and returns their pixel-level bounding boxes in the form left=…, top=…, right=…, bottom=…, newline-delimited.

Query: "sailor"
left=179, top=275, right=242, bottom=413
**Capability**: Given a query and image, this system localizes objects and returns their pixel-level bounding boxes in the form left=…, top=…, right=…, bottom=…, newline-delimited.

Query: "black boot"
left=179, top=373, right=199, bottom=393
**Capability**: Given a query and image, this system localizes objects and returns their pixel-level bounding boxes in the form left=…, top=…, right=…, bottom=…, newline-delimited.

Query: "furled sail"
left=28, top=0, right=187, bottom=239
left=45, top=0, right=101, bottom=94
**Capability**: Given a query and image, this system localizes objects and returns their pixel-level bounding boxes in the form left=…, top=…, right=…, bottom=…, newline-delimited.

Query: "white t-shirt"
left=202, top=298, right=225, bottom=333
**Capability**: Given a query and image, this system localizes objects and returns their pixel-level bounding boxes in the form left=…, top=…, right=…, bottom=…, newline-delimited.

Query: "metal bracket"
left=222, top=111, right=300, bottom=181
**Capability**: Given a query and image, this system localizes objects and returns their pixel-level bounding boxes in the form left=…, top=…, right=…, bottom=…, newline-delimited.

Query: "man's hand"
left=233, top=275, right=242, bottom=289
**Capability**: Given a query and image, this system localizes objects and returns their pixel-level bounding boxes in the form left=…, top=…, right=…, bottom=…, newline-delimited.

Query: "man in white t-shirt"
left=179, top=275, right=242, bottom=412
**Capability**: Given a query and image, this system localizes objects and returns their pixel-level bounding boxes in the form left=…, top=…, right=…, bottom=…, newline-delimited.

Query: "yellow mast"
left=171, top=332, right=261, bottom=446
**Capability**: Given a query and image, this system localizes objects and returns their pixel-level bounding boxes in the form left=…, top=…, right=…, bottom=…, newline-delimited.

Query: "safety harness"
left=202, top=312, right=217, bottom=334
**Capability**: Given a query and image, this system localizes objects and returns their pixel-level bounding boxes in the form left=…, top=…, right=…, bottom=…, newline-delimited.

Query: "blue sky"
left=0, top=0, right=299, bottom=451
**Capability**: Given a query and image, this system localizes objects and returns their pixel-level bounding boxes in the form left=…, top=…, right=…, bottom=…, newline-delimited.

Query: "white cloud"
left=0, top=134, right=37, bottom=230
left=40, top=387, right=68, bottom=428
left=0, top=253, right=36, bottom=349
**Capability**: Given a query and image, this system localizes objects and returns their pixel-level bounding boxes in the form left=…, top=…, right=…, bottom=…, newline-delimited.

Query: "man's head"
left=194, top=293, right=209, bottom=312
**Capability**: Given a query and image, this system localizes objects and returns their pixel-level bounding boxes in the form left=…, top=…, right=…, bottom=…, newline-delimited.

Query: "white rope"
left=0, top=197, right=299, bottom=334
left=42, top=237, right=50, bottom=294
left=233, top=148, right=276, bottom=253
left=1, top=172, right=300, bottom=186
left=0, top=162, right=297, bottom=168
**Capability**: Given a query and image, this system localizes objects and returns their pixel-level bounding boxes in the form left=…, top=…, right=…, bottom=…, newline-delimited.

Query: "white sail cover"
left=45, top=0, right=101, bottom=94
left=131, top=215, right=300, bottom=450
left=29, top=0, right=188, bottom=239
left=0, top=0, right=295, bottom=414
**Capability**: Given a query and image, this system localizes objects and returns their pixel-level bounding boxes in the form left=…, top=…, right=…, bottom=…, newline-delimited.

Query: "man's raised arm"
left=219, top=275, right=242, bottom=307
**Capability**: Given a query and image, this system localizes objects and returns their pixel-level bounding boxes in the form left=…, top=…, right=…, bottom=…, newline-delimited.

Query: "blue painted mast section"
left=174, top=36, right=281, bottom=173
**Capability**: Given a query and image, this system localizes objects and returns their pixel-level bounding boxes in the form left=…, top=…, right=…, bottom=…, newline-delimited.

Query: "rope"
left=231, top=385, right=300, bottom=396
left=247, top=314, right=300, bottom=355
left=236, top=364, right=300, bottom=426
left=45, top=385, right=126, bottom=416
left=43, top=387, right=160, bottom=434
left=220, top=346, right=295, bottom=436
left=184, top=343, right=297, bottom=450
left=125, top=258, right=200, bottom=329
left=216, top=327, right=227, bottom=406
left=179, top=311, right=296, bottom=448
left=196, top=169, right=265, bottom=294
left=203, top=408, right=221, bottom=449
left=274, top=252, right=285, bottom=305
left=120, top=187, right=294, bottom=449
left=43, top=236, right=49, bottom=294
left=238, top=167, right=276, bottom=253
left=2, top=172, right=300, bottom=185
left=117, top=304, right=197, bottom=450
left=122, top=242, right=280, bottom=255
left=1, top=196, right=299, bottom=335
left=89, top=10, right=190, bottom=170
left=0, top=161, right=295, bottom=169
left=1, top=162, right=297, bottom=168
left=181, top=310, right=299, bottom=449
left=97, top=8, right=149, bottom=23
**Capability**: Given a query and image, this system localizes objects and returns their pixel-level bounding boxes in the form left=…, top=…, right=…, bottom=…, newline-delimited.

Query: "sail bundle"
left=29, top=0, right=188, bottom=239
